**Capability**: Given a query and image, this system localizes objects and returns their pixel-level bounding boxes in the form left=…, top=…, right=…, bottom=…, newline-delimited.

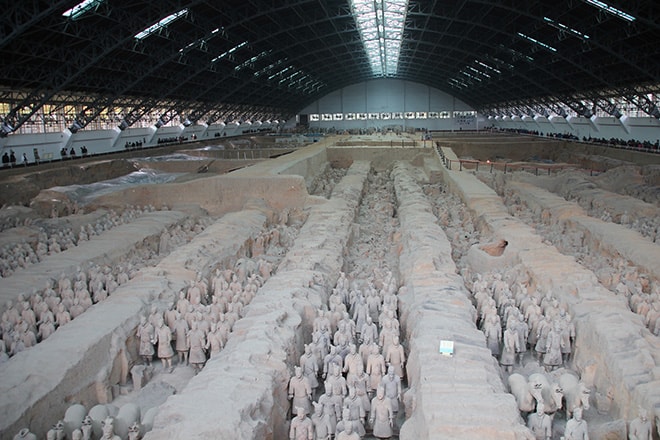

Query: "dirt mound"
left=593, top=165, right=660, bottom=206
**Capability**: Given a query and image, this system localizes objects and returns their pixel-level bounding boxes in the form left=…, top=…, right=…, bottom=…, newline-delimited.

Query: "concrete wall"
left=204, top=123, right=226, bottom=138
left=549, top=116, right=572, bottom=134
left=0, top=122, right=280, bottom=164
left=69, top=128, right=121, bottom=155
left=489, top=114, right=660, bottom=143
left=153, top=125, right=184, bottom=144
left=567, top=116, right=598, bottom=139
left=114, top=126, right=157, bottom=150
left=622, top=116, right=660, bottom=142
left=223, top=123, right=241, bottom=137
left=182, top=123, right=207, bottom=139
left=0, top=130, right=72, bottom=162
left=299, top=79, right=476, bottom=131
left=532, top=116, right=555, bottom=137
left=591, top=116, right=630, bottom=139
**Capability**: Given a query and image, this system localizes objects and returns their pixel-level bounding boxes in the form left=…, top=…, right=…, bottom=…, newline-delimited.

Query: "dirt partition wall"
left=144, top=161, right=371, bottom=440
left=179, top=148, right=295, bottom=160
left=327, top=147, right=434, bottom=170
left=392, top=162, right=531, bottom=440
left=437, top=138, right=567, bottom=162
left=55, top=142, right=330, bottom=216
left=0, top=160, right=137, bottom=206
left=437, top=156, right=660, bottom=420
left=130, top=159, right=261, bottom=174
left=0, top=207, right=269, bottom=438
left=268, top=143, right=328, bottom=189
left=436, top=136, right=660, bottom=167
left=503, top=178, right=660, bottom=283
left=124, top=143, right=438, bottom=217
left=89, top=174, right=309, bottom=217
left=0, top=210, right=185, bottom=306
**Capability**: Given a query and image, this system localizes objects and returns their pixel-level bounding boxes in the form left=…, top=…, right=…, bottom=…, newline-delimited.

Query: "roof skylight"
left=583, top=0, right=636, bottom=22
left=254, top=58, right=287, bottom=77
left=461, top=71, right=482, bottom=82
left=235, top=50, right=272, bottom=72
left=518, top=32, right=558, bottom=52
left=448, top=78, right=468, bottom=89
left=349, top=0, right=409, bottom=76
left=62, top=0, right=104, bottom=19
left=135, top=9, right=188, bottom=40
left=467, top=65, right=490, bottom=78
left=211, top=41, right=248, bottom=63
left=543, top=17, right=590, bottom=40
left=475, top=60, right=501, bottom=74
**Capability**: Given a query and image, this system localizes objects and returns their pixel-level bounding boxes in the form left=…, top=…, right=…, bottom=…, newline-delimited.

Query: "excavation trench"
left=437, top=146, right=660, bottom=421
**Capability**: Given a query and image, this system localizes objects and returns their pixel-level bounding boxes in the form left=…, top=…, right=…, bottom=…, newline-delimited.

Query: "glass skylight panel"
left=135, top=9, right=188, bottom=40
left=280, top=70, right=302, bottom=84
left=475, top=60, right=501, bottom=74
left=583, top=0, right=636, bottom=22
left=490, top=56, right=514, bottom=70
left=211, top=41, right=248, bottom=63
left=448, top=78, right=468, bottom=89
left=518, top=32, right=557, bottom=52
left=254, top=58, right=287, bottom=77
left=468, top=65, right=490, bottom=78
left=350, top=0, right=409, bottom=76
left=271, top=66, right=292, bottom=80
left=235, top=50, right=272, bottom=72
left=461, top=70, right=482, bottom=82
left=543, top=17, right=590, bottom=40
left=62, top=0, right=104, bottom=19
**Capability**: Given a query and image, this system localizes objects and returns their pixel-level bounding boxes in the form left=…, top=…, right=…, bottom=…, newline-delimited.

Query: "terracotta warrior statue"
left=288, top=366, right=312, bottom=416
left=136, top=315, right=155, bottom=365
left=527, top=402, right=552, bottom=440
left=564, top=407, right=589, bottom=440
left=370, top=386, right=394, bottom=439
left=628, top=408, right=652, bottom=440
left=289, top=406, right=314, bottom=440
left=154, top=317, right=174, bottom=372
